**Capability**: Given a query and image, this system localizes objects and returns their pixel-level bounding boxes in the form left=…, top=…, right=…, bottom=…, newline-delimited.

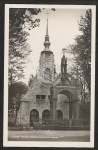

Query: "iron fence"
left=32, top=118, right=90, bottom=127
left=8, top=118, right=90, bottom=130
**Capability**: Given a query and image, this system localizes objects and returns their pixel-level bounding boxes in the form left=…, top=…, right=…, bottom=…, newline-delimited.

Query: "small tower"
left=61, top=48, right=67, bottom=83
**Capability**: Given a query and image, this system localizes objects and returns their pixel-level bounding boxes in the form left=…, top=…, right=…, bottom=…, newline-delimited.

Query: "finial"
left=45, top=10, right=50, bottom=35
left=62, top=48, right=66, bottom=56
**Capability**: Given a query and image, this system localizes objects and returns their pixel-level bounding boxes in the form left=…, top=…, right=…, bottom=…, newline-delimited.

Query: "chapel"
left=16, top=16, right=80, bottom=128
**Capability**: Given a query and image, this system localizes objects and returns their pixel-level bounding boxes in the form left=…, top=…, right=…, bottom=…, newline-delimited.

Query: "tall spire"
left=46, top=10, right=49, bottom=35
left=46, top=17, right=48, bottom=35
left=44, top=10, right=50, bottom=51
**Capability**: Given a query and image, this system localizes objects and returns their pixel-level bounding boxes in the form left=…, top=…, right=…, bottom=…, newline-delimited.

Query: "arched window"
left=42, top=109, right=50, bottom=120
left=44, top=68, right=52, bottom=81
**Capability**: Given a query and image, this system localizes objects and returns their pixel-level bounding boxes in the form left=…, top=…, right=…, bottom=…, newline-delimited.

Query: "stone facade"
left=16, top=77, right=51, bottom=126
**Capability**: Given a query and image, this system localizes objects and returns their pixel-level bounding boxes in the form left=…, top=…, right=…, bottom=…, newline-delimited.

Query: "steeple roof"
left=43, top=14, right=51, bottom=51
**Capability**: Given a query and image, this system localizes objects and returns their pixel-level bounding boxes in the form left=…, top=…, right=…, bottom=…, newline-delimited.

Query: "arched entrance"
left=57, top=110, right=63, bottom=119
left=50, top=86, right=76, bottom=120
left=30, top=109, right=39, bottom=126
left=57, top=93, right=69, bottom=119
left=42, top=109, right=50, bottom=119
left=42, top=109, right=50, bottom=124
left=58, top=90, right=74, bottom=119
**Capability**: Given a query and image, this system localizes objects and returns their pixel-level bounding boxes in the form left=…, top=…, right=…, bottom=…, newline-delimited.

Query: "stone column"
left=75, top=99, right=79, bottom=119
left=50, top=99, right=57, bottom=119
left=53, top=99, right=57, bottom=119
left=39, top=110, right=42, bottom=124
left=69, top=102, right=72, bottom=119
left=69, top=102, right=72, bottom=127
left=73, top=99, right=79, bottom=119
left=50, top=100, right=53, bottom=118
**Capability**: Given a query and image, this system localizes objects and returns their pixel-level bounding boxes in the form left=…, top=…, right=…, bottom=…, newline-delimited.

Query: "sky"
left=22, top=8, right=87, bottom=84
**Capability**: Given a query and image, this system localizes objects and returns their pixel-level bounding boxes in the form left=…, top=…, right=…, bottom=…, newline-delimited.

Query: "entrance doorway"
left=30, top=109, right=39, bottom=126
left=42, top=109, right=50, bottom=124
left=42, top=109, right=50, bottom=119
left=57, top=90, right=74, bottom=119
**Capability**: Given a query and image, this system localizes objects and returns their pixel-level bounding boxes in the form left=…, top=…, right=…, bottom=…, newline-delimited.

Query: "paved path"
left=8, top=130, right=90, bottom=142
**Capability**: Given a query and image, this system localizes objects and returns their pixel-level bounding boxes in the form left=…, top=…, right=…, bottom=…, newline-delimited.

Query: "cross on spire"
left=45, top=10, right=50, bottom=21
left=62, top=48, right=66, bottom=56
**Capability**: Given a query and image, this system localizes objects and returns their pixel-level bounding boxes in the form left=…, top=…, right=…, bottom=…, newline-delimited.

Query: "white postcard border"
left=3, top=4, right=96, bottom=148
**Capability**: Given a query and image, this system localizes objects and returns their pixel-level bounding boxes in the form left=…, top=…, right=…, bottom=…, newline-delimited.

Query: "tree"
left=9, top=8, right=41, bottom=85
left=68, top=9, right=91, bottom=93
left=9, top=81, right=28, bottom=111
left=8, top=81, right=28, bottom=126
left=9, top=8, right=56, bottom=84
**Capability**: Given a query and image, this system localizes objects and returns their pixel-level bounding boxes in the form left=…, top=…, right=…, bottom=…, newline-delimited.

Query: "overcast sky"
left=22, top=8, right=87, bottom=84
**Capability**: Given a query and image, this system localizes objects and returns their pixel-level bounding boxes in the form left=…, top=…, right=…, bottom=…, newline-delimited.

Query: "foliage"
left=69, top=65, right=88, bottom=103
left=9, top=8, right=41, bottom=84
left=68, top=9, right=91, bottom=93
left=9, top=81, right=28, bottom=111
left=80, top=101, right=90, bottom=120
left=8, top=81, right=28, bottom=126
